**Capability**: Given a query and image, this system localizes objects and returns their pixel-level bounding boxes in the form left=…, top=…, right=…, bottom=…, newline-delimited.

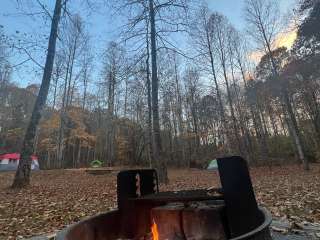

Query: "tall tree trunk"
left=146, top=22, right=154, bottom=168
left=57, top=47, right=72, bottom=169
left=267, top=104, right=279, bottom=136
left=216, top=32, right=242, bottom=155
left=259, top=22, right=309, bottom=170
left=230, top=58, right=253, bottom=161
left=82, top=67, right=88, bottom=110
left=173, top=57, right=185, bottom=166
left=124, top=78, right=128, bottom=117
left=46, top=151, right=50, bottom=169
left=190, top=102, right=200, bottom=152
left=206, top=32, right=229, bottom=152
left=77, top=140, right=81, bottom=167
left=239, top=61, right=269, bottom=161
left=52, top=75, right=58, bottom=109
left=301, top=84, right=320, bottom=143
left=149, top=0, right=168, bottom=183
left=12, top=0, right=62, bottom=188
left=86, top=146, right=90, bottom=165
left=66, top=37, right=78, bottom=108
left=282, top=91, right=309, bottom=170
left=106, top=70, right=116, bottom=166
left=255, top=104, right=270, bottom=160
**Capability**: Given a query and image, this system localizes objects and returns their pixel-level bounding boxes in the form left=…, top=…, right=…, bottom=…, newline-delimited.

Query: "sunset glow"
left=275, top=28, right=298, bottom=49
left=248, top=24, right=298, bottom=63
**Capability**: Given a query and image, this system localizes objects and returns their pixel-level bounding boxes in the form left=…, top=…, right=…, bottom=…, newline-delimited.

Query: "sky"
left=0, top=0, right=297, bottom=87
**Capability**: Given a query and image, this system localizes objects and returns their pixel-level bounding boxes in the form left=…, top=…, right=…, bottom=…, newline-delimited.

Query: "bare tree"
left=183, top=67, right=201, bottom=164
left=148, top=0, right=168, bottom=182
left=12, top=0, right=63, bottom=188
left=231, top=32, right=268, bottom=160
left=114, top=0, right=189, bottom=182
left=51, top=54, right=64, bottom=110
left=211, top=14, right=243, bottom=155
left=81, top=44, right=93, bottom=110
left=244, top=0, right=309, bottom=170
left=100, top=41, right=127, bottom=166
left=172, top=53, right=186, bottom=166
left=0, top=30, right=11, bottom=88
left=227, top=28, right=255, bottom=161
left=190, top=5, right=230, bottom=153
left=145, top=22, right=154, bottom=167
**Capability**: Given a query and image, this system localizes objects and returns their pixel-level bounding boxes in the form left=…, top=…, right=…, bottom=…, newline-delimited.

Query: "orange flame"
left=151, top=219, right=159, bottom=240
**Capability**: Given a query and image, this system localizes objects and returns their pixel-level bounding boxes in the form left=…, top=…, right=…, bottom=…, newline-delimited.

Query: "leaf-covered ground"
left=0, top=164, right=320, bottom=239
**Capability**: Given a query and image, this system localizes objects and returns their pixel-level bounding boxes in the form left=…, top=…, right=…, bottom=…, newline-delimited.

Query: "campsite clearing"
left=0, top=164, right=320, bottom=239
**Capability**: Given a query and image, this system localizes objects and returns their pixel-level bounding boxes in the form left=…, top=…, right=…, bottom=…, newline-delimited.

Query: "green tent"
left=90, top=160, right=103, bottom=168
left=207, top=159, right=218, bottom=170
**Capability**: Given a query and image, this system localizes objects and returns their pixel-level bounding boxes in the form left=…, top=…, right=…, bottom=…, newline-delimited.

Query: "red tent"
left=0, top=153, right=40, bottom=171
left=0, top=153, right=38, bottom=161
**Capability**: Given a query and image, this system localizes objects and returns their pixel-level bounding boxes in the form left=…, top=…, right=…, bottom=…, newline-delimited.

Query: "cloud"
left=248, top=26, right=298, bottom=64
left=274, top=27, right=298, bottom=49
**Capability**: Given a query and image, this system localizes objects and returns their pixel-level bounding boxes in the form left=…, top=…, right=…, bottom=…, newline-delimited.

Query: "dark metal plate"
left=217, top=156, right=262, bottom=238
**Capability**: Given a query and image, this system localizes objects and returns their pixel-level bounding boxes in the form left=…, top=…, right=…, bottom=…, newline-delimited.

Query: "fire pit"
left=63, top=156, right=272, bottom=240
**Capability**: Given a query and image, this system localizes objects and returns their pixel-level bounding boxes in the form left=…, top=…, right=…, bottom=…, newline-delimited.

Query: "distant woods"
left=1, top=0, right=320, bottom=185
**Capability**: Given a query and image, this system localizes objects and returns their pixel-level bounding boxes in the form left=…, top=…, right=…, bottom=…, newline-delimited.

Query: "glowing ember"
left=151, top=219, right=159, bottom=240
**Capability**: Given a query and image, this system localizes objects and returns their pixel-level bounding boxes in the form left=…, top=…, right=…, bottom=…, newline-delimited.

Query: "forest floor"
left=0, top=164, right=320, bottom=239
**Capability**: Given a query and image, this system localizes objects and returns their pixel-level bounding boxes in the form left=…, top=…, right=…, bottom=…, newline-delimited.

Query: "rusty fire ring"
left=229, top=207, right=273, bottom=240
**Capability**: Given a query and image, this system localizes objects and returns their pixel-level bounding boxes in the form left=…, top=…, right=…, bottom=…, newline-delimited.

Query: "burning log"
left=151, top=203, right=185, bottom=240
left=182, top=202, right=226, bottom=240
left=150, top=202, right=227, bottom=240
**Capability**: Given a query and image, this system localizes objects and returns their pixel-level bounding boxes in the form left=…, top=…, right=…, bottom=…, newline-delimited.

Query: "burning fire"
left=151, top=219, right=159, bottom=240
